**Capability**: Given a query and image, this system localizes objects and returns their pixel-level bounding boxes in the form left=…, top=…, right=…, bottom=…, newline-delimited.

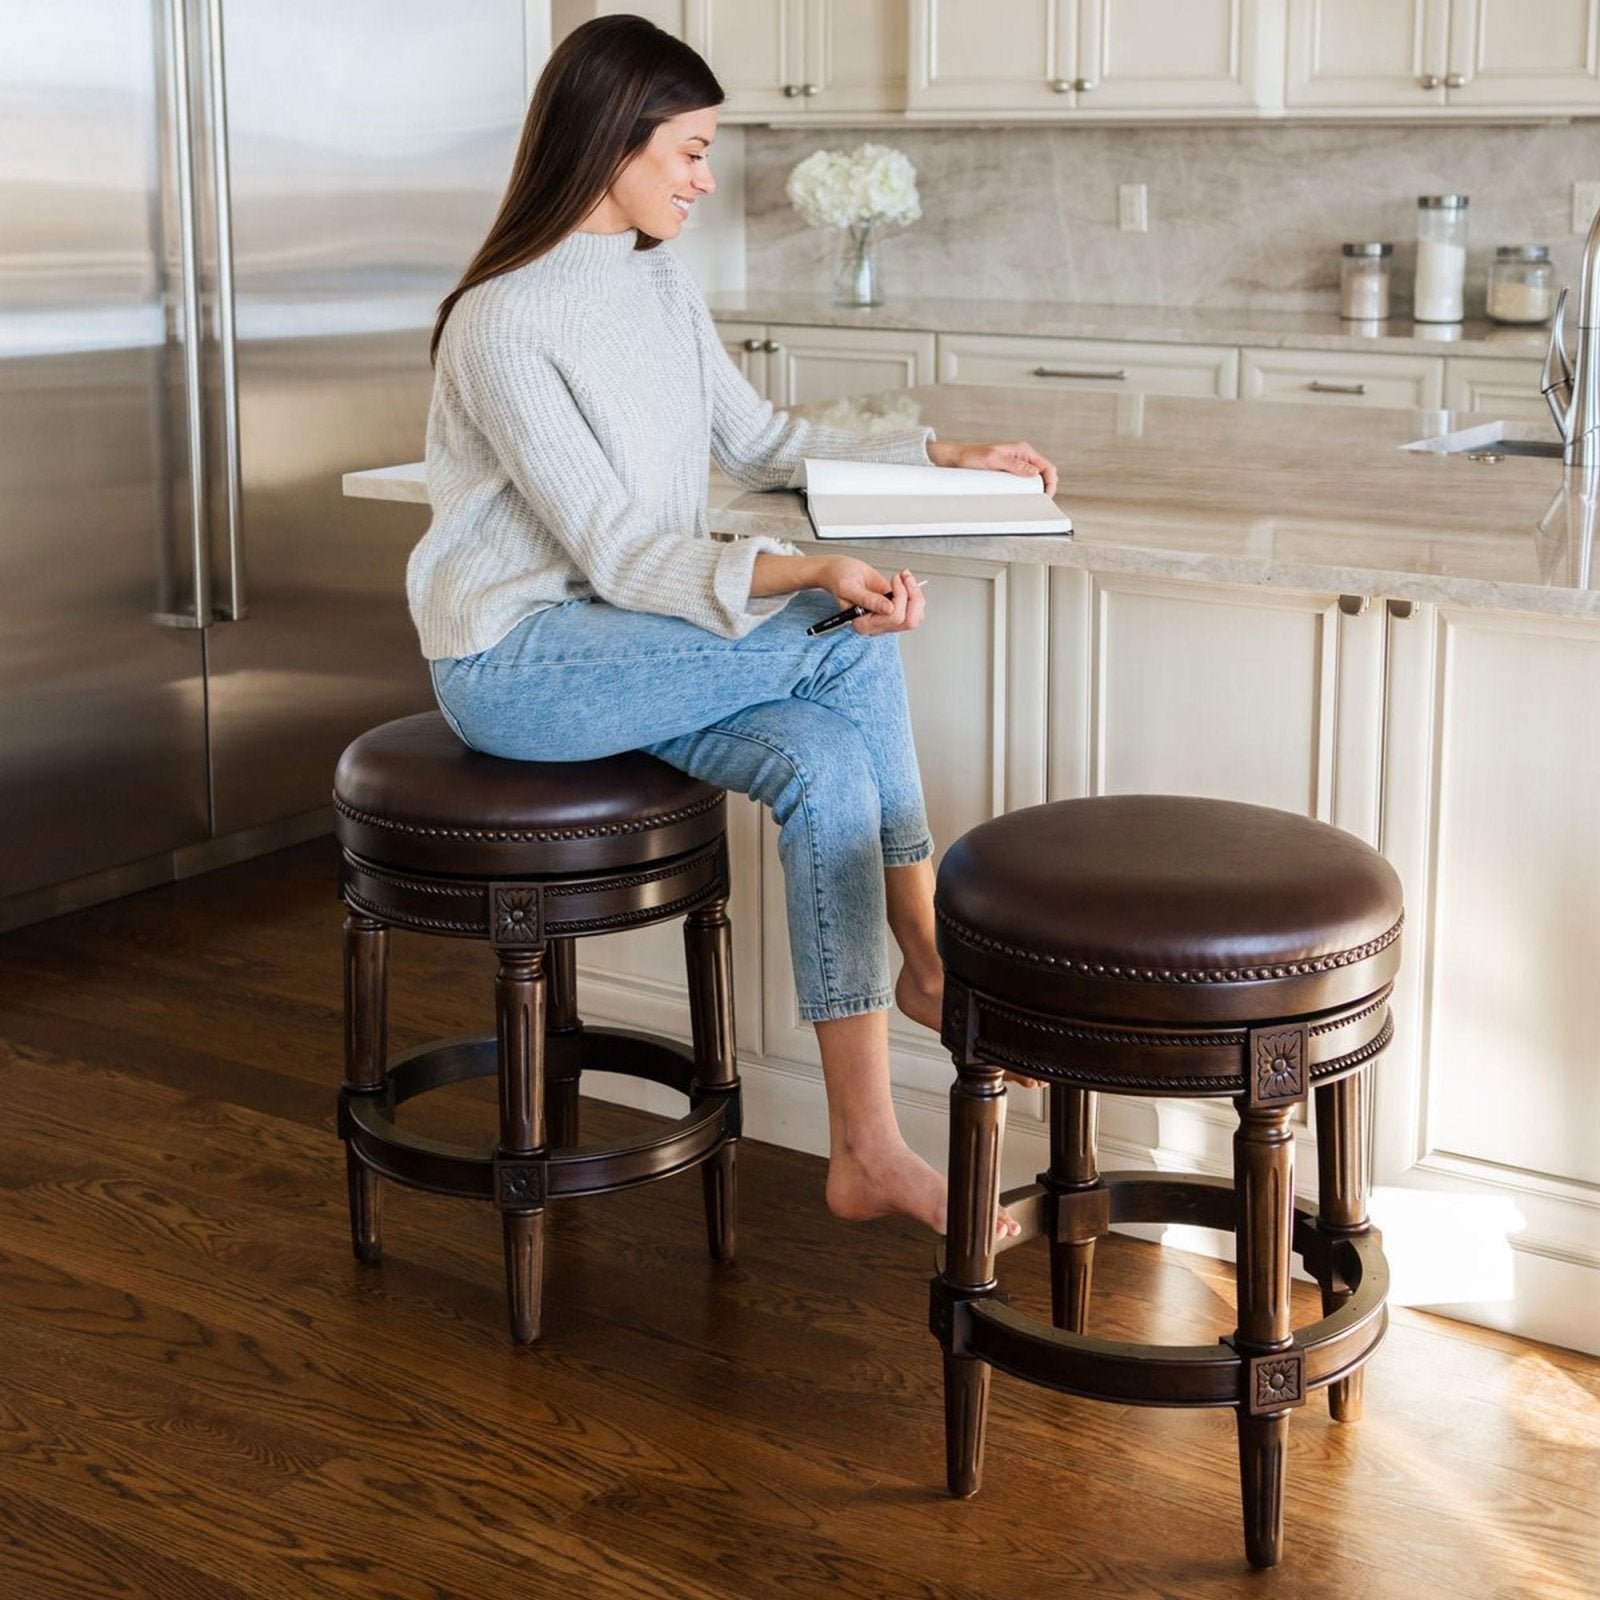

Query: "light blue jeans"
left=429, top=589, right=934, bottom=1022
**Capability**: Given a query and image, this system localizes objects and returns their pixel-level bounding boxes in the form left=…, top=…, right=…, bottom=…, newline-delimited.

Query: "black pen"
left=806, top=579, right=928, bottom=637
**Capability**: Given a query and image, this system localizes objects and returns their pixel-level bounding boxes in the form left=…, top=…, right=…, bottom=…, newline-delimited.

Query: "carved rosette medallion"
left=490, top=885, right=543, bottom=948
left=1248, top=1023, right=1309, bottom=1106
left=1248, top=1350, right=1306, bottom=1414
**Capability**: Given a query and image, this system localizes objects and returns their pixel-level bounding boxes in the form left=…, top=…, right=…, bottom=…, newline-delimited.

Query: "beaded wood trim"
left=331, top=787, right=723, bottom=844
left=936, top=907, right=1403, bottom=985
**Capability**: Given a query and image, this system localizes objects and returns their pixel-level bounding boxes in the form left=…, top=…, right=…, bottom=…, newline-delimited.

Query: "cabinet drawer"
left=938, top=332, right=1239, bottom=398
left=1443, top=356, right=1551, bottom=423
left=1240, top=348, right=1444, bottom=408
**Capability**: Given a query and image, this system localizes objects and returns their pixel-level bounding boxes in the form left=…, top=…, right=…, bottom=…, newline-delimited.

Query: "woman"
left=414, top=15, right=1057, bottom=1237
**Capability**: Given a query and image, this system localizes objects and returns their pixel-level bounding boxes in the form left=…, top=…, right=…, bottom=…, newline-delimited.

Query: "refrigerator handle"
left=152, top=0, right=212, bottom=633
left=201, top=0, right=246, bottom=622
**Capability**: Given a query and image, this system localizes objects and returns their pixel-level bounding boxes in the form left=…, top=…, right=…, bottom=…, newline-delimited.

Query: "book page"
left=800, top=458, right=1045, bottom=497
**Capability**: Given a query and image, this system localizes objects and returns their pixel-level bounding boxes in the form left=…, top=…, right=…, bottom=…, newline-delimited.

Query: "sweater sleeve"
left=450, top=332, right=796, bottom=640
left=687, top=296, right=936, bottom=492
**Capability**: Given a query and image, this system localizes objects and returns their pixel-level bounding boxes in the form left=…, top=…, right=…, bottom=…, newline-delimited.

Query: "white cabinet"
left=1375, top=600, right=1600, bottom=1353
left=910, top=0, right=1271, bottom=117
left=1240, top=346, right=1445, bottom=408
left=691, top=0, right=907, bottom=119
left=1443, top=355, right=1552, bottom=420
left=715, top=319, right=936, bottom=405
left=939, top=331, right=1240, bottom=397
left=1287, top=0, right=1600, bottom=113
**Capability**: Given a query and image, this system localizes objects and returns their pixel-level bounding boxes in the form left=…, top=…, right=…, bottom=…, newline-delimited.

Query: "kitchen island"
left=347, top=385, right=1600, bottom=1356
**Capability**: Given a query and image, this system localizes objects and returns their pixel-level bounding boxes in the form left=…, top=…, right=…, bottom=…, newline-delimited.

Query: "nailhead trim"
left=937, top=907, right=1403, bottom=985
left=331, top=788, right=723, bottom=844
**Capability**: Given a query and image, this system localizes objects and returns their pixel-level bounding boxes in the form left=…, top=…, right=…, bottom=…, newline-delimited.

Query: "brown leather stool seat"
left=930, top=795, right=1402, bottom=1569
left=332, top=712, right=741, bottom=1345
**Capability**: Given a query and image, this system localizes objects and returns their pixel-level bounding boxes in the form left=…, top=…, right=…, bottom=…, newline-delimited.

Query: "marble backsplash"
left=745, top=122, right=1598, bottom=316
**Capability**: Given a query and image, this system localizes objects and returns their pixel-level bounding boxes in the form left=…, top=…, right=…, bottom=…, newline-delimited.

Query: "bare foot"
left=825, top=1135, right=1020, bottom=1240
left=896, top=965, right=1046, bottom=1090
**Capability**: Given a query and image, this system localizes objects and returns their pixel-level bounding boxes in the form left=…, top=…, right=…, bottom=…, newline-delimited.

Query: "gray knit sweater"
left=408, top=229, right=936, bottom=660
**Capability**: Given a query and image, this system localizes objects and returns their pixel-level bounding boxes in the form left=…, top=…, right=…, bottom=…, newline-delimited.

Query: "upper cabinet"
left=689, top=0, right=908, bottom=120
left=908, top=0, right=1274, bottom=117
left=1287, top=0, right=1600, bottom=113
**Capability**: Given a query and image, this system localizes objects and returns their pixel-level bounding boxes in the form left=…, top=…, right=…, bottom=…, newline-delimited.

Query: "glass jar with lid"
left=1414, top=194, right=1469, bottom=323
left=1340, top=243, right=1392, bottom=320
left=1486, top=245, right=1554, bottom=324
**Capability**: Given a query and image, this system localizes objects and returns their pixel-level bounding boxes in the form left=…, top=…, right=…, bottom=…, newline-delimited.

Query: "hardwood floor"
left=0, top=841, right=1595, bottom=1600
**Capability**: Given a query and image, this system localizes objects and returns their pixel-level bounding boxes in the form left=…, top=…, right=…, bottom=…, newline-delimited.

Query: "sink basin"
left=1402, top=418, right=1566, bottom=459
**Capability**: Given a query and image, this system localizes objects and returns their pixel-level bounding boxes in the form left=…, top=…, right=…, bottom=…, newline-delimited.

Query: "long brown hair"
left=429, top=15, right=724, bottom=364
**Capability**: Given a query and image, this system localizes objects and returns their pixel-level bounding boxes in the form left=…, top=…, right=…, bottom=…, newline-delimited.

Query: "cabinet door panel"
left=1079, top=0, right=1261, bottom=110
left=1240, top=348, right=1444, bottom=409
left=910, top=0, right=1075, bottom=113
left=810, top=0, right=908, bottom=113
left=766, top=324, right=936, bottom=406
left=1058, top=575, right=1339, bottom=818
left=1286, top=0, right=1448, bottom=107
left=692, top=0, right=806, bottom=118
left=939, top=332, right=1238, bottom=397
left=1448, top=0, right=1600, bottom=108
left=713, top=319, right=771, bottom=397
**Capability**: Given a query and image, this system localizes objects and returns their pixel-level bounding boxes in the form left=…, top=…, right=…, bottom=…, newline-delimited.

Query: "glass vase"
left=833, top=222, right=883, bottom=308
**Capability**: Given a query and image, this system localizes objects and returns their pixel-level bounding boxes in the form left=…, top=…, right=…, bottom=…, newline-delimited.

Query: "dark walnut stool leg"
left=1044, top=1086, right=1103, bottom=1332
left=1315, top=1067, right=1371, bottom=1422
left=1232, top=1098, right=1303, bottom=1571
left=342, top=909, right=388, bottom=1263
left=543, top=938, right=582, bottom=1149
left=939, top=1058, right=1006, bottom=1498
left=496, top=947, right=548, bottom=1346
left=685, top=899, right=739, bottom=1264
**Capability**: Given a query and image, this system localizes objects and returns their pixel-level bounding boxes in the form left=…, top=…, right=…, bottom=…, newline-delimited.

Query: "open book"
left=799, top=457, right=1073, bottom=541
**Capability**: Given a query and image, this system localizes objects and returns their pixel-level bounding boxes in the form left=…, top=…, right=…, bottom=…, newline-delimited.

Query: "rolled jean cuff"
left=797, top=987, right=894, bottom=1024
left=881, top=835, right=935, bottom=867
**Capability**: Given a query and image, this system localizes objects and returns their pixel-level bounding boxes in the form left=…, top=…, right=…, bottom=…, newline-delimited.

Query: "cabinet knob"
left=762, top=339, right=780, bottom=353
left=1444, top=72, right=1467, bottom=89
left=1074, top=78, right=1096, bottom=93
left=783, top=83, right=803, bottom=97
left=1048, top=78, right=1072, bottom=93
left=1420, top=73, right=1442, bottom=89
left=802, top=83, right=819, bottom=96
left=742, top=337, right=763, bottom=352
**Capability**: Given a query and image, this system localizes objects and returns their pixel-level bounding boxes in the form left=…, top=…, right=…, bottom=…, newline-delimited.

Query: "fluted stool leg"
left=342, top=909, right=388, bottom=1262
left=1046, top=1086, right=1101, bottom=1332
left=1233, top=1101, right=1300, bottom=1570
left=497, top=948, right=547, bottom=1345
left=544, top=939, right=581, bottom=1149
left=1316, top=1067, right=1371, bottom=1422
left=941, top=1059, right=1006, bottom=1499
left=685, top=899, right=738, bottom=1264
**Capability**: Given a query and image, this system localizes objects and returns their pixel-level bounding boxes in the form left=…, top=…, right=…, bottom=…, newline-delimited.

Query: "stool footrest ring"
left=930, top=1172, right=1388, bottom=1411
left=340, top=1030, right=740, bottom=1205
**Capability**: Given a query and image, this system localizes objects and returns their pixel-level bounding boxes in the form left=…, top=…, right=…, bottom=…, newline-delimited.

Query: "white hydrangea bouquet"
left=786, top=143, right=921, bottom=307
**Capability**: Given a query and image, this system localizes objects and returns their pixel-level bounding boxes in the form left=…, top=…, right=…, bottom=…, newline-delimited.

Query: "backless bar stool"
left=929, top=795, right=1401, bottom=1568
left=332, top=712, right=741, bottom=1345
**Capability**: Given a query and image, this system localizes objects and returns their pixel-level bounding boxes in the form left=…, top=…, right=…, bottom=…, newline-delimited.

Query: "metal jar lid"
left=1342, top=242, right=1394, bottom=257
left=1494, top=243, right=1549, bottom=260
left=1418, top=194, right=1469, bottom=209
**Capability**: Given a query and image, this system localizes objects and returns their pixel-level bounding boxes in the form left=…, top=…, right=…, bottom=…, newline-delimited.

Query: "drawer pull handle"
left=1420, top=73, right=1442, bottom=90
left=742, top=337, right=763, bottom=352
left=1445, top=72, right=1466, bottom=89
left=1048, top=77, right=1072, bottom=93
left=1338, top=594, right=1370, bottom=616
left=1387, top=598, right=1416, bottom=620
left=1032, top=366, right=1128, bottom=381
left=762, top=339, right=781, bottom=353
left=1307, top=380, right=1367, bottom=396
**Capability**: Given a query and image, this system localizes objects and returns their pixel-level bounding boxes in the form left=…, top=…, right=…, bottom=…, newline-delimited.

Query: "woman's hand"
left=814, top=555, right=927, bottom=635
left=928, top=437, right=1058, bottom=497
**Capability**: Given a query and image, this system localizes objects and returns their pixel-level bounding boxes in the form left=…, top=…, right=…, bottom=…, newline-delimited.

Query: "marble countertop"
left=343, top=386, right=1600, bottom=620
left=704, top=291, right=1551, bottom=360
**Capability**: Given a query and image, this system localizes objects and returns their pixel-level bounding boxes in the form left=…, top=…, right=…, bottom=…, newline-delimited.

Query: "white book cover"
left=799, top=458, right=1073, bottom=540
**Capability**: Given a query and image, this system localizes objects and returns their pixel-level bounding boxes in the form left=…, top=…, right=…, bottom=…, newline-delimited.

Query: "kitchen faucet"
left=1543, top=203, right=1600, bottom=467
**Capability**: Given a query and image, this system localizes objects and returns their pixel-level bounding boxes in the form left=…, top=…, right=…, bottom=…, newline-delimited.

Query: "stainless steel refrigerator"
left=1, top=0, right=530, bottom=925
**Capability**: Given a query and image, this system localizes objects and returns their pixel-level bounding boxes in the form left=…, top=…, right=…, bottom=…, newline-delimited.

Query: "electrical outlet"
left=1573, top=181, right=1600, bottom=233
left=1118, top=183, right=1148, bottom=233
